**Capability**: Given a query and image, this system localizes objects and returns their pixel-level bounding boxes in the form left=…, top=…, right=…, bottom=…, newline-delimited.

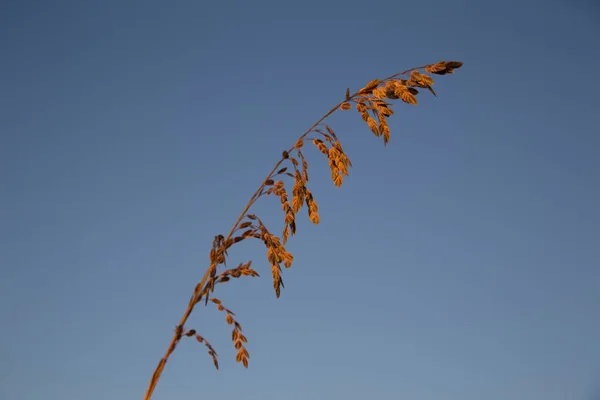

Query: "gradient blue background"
left=1, top=0, right=599, bottom=399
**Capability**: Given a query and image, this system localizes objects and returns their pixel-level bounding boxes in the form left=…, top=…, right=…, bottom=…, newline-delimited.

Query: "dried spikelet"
left=376, top=116, right=390, bottom=146
left=410, top=70, right=422, bottom=82
left=305, top=189, right=320, bottom=224
left=271, top=264, right=283, bottom=298
left=331, top=170, right=343, bottom=187
left=291, top=172, right=306, bottom=213
left=238, top=221, right=253, bottom=229
left=241, top=228, right=256, bottom=238
left=419, top=73, right=434, bottom=86
left=328, top=146, right=340, bottom=161
left=191, top=332, right=219, bottom=370
left=366, top=116, right=379, bottom=136
left=360, top=110, right=370, bottom=122
left=389, top=82, right=418, bottom=105
left=327, top=146, right=346, bottom=187
left=283, top=194, right=297, bottom=239
left=444, top=61, right=464, bottom=69
left=329, top=158, right=339, bottom=176
left=359, top=79, right=381, bottom=94
left=334, top=141, right=352, bottom=167
left=340, top=102, right=352, bottom=111
left=282, top=225, right=290, bottom=245
left=282, top=251, right=293, bottom=268
left=312, top=139, right=329, bottom=155
left=294, top=139, right=304, bottom=149
left=283, top=210, right=294, bottom=226
left=338, top=157, right=349, bottom=176
left=390, top=81, right=403, bottom=96
left=267, top=246, right=279, bottom=264
left=236, top=347, right=249, bottom=368
left=380, top=106, right=393, bottom=117
left=400, top=90, right=418, bottom=105
left=270, top=234, right=290, bottom=265
left=382, top=122, right=391, bottom=145
left=241, top=269, right=259, bottom=278
left=372, top=100, right=394, bottom=117
left=425, top=60, right=463, bottom=75
left=309, top=212, right=320, bottom=225
left=292, top=194, right=303, bottom=214
left=425, top=62, right=447, bottom=73
left=372, top=86, right=387, bottom=99
left=281, top=198, right=290, bottom=212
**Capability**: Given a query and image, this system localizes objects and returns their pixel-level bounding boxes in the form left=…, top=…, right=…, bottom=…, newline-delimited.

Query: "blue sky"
left=1, top=0, right=599, bottom=399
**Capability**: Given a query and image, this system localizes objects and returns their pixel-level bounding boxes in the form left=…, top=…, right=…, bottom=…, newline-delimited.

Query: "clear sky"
left=1, top=0, right=599, bottom=399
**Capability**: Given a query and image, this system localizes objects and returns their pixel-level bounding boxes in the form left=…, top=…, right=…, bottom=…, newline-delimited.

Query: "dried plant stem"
left=143, top=62, right=462, bottom=399
left=143, top=96, right=343, bottom=400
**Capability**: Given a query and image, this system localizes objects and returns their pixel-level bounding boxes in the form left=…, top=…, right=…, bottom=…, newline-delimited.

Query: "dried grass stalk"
left=143, top=61, right=463, bottom=399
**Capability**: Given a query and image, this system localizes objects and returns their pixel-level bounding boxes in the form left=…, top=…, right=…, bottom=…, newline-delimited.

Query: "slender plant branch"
left=143, top=61, right=463, bottom=399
